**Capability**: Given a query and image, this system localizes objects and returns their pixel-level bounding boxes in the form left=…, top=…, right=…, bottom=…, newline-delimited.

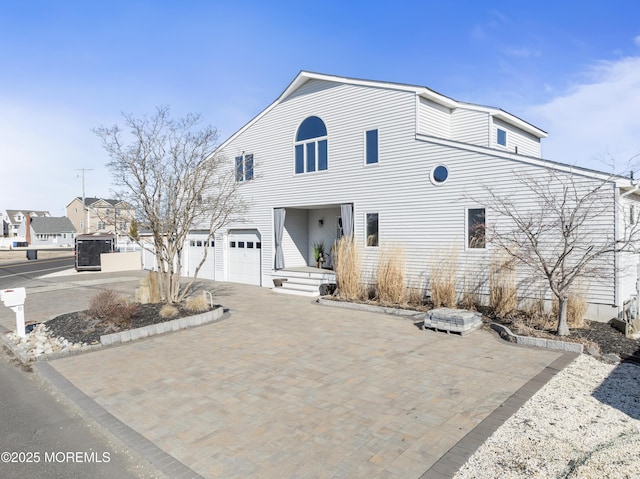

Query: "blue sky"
left=1, top=0, right=639, bottom=214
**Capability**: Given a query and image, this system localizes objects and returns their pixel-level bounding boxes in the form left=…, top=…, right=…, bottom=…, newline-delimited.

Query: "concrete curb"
left=2, top=306, right=225, bottom=363
left=490, top=323, right=584, bottom=354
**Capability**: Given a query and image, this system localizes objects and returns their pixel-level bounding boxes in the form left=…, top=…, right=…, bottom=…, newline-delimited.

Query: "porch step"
left=271, top=268, right=336, bottom=297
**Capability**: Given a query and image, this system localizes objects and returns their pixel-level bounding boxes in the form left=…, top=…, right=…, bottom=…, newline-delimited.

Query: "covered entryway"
left=228, top=229, right=262, bottom=285
left=185, top=232, right=215, bottom=280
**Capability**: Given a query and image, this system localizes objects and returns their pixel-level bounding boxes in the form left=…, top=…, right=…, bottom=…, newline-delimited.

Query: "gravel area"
left=454, top=354, right=640, bottom=478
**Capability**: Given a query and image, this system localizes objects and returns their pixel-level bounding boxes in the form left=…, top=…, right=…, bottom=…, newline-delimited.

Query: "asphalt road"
left=0, top=346, right=162, bottom=479
left=0, top=257, right=74, bottom=289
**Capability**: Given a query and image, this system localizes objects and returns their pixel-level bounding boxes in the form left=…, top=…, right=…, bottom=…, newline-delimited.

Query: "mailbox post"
left=0, top=288, right=27, bottom=337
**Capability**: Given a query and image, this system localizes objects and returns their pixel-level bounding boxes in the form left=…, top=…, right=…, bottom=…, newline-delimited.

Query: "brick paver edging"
left=317, top=297, right=424, bottom=320
left=420, top=351, right=579, bottom=478
left=35, top=361, right=205, bottom=479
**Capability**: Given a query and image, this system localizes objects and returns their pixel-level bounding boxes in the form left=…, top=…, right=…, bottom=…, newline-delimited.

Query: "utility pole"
left=75, top=168, right=93, bottom=234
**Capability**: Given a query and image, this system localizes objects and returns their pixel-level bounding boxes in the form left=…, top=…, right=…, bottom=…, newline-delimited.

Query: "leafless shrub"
left=430, top=248, right=458, bottom=308
left=376, top=244, right=406, bottom=304
left=88, top=290, right=140, bottom=328
left=334, top=236, right=362, bottom=301
left=160, top=304, right=179, bottom=319
left=489, top=253, right=517, bottom=318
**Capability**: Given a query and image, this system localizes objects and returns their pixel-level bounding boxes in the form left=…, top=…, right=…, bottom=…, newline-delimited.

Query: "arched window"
left=294, top=116, right=328, bottom=174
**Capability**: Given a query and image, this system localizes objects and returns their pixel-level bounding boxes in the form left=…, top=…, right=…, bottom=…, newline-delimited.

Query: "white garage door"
left=228, top=229, right=261, bottom=285
left=187, top=234, right=215, bottom=280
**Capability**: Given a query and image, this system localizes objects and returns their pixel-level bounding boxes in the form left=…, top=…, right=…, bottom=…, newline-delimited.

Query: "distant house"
left=18, top=216, right=76, bottom=247
left=3, top=209, right=51, bottom=238
left=66, top=197, right=135, bottom=236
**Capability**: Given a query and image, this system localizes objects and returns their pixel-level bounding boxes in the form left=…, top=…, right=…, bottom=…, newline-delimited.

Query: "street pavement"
left=0, top=268, right=573, bottom=478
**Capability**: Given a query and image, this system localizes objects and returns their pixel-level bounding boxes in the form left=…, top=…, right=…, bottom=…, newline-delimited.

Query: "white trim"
left=415, top=132, right=633, bottom=185
left=464, top=206, right=487, bottom=251
left=429, top=164, right=450, bottom=186
left=364, top=212, right=379, bottom=248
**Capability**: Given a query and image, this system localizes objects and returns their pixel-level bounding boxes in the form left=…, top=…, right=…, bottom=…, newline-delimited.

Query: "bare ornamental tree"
left=95, top=106, right=246, bottom=303
left=481, top=170, right=640, bottom=336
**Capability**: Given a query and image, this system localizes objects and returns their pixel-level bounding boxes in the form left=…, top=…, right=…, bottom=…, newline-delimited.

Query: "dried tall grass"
left=489, top=253, right=517, bottom=318
left=553, top=290, right=588, bottom=328
left=459, top=260, right=483, bottom=310
left=430, top=248, right=458, bottom=308
left=334, top=236, right=362, bottom=301
left=376, top=244, right=406, bottom=304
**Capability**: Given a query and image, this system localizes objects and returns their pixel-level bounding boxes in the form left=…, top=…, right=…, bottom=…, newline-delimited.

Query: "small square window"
left=256, top=242, right=262, bottom=249
left=497, top=128, right=507, bottom=147
left=230, top=241, right=236, bottom=248
left=196, top=240, right=202, bottom=247
left=247, top=242, right=254, bottom=248
left=238, top=241, right=245, bottom=248
left=366, top=213, right=379, bottom=247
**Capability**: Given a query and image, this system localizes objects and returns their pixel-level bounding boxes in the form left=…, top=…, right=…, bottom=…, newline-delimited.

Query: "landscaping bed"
left=44, top=302, right=213, bottom=345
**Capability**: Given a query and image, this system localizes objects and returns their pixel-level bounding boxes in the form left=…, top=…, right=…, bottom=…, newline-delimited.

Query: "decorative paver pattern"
left=49, top=282, right=563, bottom=478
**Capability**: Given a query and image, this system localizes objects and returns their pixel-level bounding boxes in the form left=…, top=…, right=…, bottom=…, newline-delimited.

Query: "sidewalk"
left=3, top=271, right=572, bottom=478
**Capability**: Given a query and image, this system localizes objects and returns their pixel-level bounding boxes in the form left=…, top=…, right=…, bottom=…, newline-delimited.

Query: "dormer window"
left=294, top=116, right=328, bottom=174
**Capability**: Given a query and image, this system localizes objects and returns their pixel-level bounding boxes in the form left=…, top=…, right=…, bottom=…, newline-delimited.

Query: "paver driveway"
left=49, top=282, right=562, bottom=478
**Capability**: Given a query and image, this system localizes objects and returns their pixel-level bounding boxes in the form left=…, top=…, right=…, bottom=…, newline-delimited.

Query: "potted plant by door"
left=312, top=241, right=325, bottom=268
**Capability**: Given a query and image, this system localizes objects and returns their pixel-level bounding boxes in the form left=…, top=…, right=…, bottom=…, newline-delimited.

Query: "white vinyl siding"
left=417, top=98, right=450, bottom=138
left=451, top=108, right=490, bottom=147
left=492, top=118, right=541, bottom=157
left=209, top=76, right=617, bottom=313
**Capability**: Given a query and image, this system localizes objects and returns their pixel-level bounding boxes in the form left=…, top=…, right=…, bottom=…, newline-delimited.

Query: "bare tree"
left=95, top=106, right=246, bottom=303
left=481, top=169, right=640, bottom=336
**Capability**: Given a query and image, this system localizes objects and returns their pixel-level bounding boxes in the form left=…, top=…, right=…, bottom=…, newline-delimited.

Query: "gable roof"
left=68, top=197, right=132, bottom=208
left=217, top=70, right=547, bottom=153
left=215, top=70, right=635, bottom=191
left=5, top=210, right=51, bottom=224
left=30, top=217, right=76, bottom=234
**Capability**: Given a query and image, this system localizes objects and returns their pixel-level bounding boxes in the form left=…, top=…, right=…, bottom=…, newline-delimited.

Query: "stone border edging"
left=317, top=297, right=424, bottom=319
left=100, top=307, right=223, bottom=346
left=490, top=323, right=584, bottom=354
left=1, top=306, right=224, bottom=363
left=318, top=298, right=585, bottom=354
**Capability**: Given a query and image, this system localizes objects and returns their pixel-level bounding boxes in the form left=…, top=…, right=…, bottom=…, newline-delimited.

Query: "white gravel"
left=455, top=354, right=640, bottom=478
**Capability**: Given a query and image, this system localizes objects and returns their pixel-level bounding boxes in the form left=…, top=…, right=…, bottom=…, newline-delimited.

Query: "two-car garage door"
left=228, top=229, right=261, bottom=286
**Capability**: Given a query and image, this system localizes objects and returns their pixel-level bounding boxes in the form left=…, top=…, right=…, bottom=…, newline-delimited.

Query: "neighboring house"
left=66, top=197, right=135, bottom=236
left=184, top=71, right=639, bottom=321
left=3, top=209, right=51, bottom=237
left=18, top=216, right=76, bottom=247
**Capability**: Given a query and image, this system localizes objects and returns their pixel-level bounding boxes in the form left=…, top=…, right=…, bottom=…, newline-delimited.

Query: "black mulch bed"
left=44, top=303, right=211, bottom=345
left=490, top=317, right=640, bottom=360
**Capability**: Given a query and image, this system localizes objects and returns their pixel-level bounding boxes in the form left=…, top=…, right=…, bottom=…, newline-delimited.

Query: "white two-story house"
left=184, top=71, right=639, bottom=322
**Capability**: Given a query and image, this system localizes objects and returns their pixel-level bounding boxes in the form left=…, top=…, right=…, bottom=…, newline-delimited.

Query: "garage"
left=228, top=229, right=261, bottom=285
left=186, top=232, right=215, bottom=280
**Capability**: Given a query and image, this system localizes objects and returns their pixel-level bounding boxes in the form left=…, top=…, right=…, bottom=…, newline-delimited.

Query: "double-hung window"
left=295, top=116, right=328, bottom=174
left=235, top=153, right=254, bottom=182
